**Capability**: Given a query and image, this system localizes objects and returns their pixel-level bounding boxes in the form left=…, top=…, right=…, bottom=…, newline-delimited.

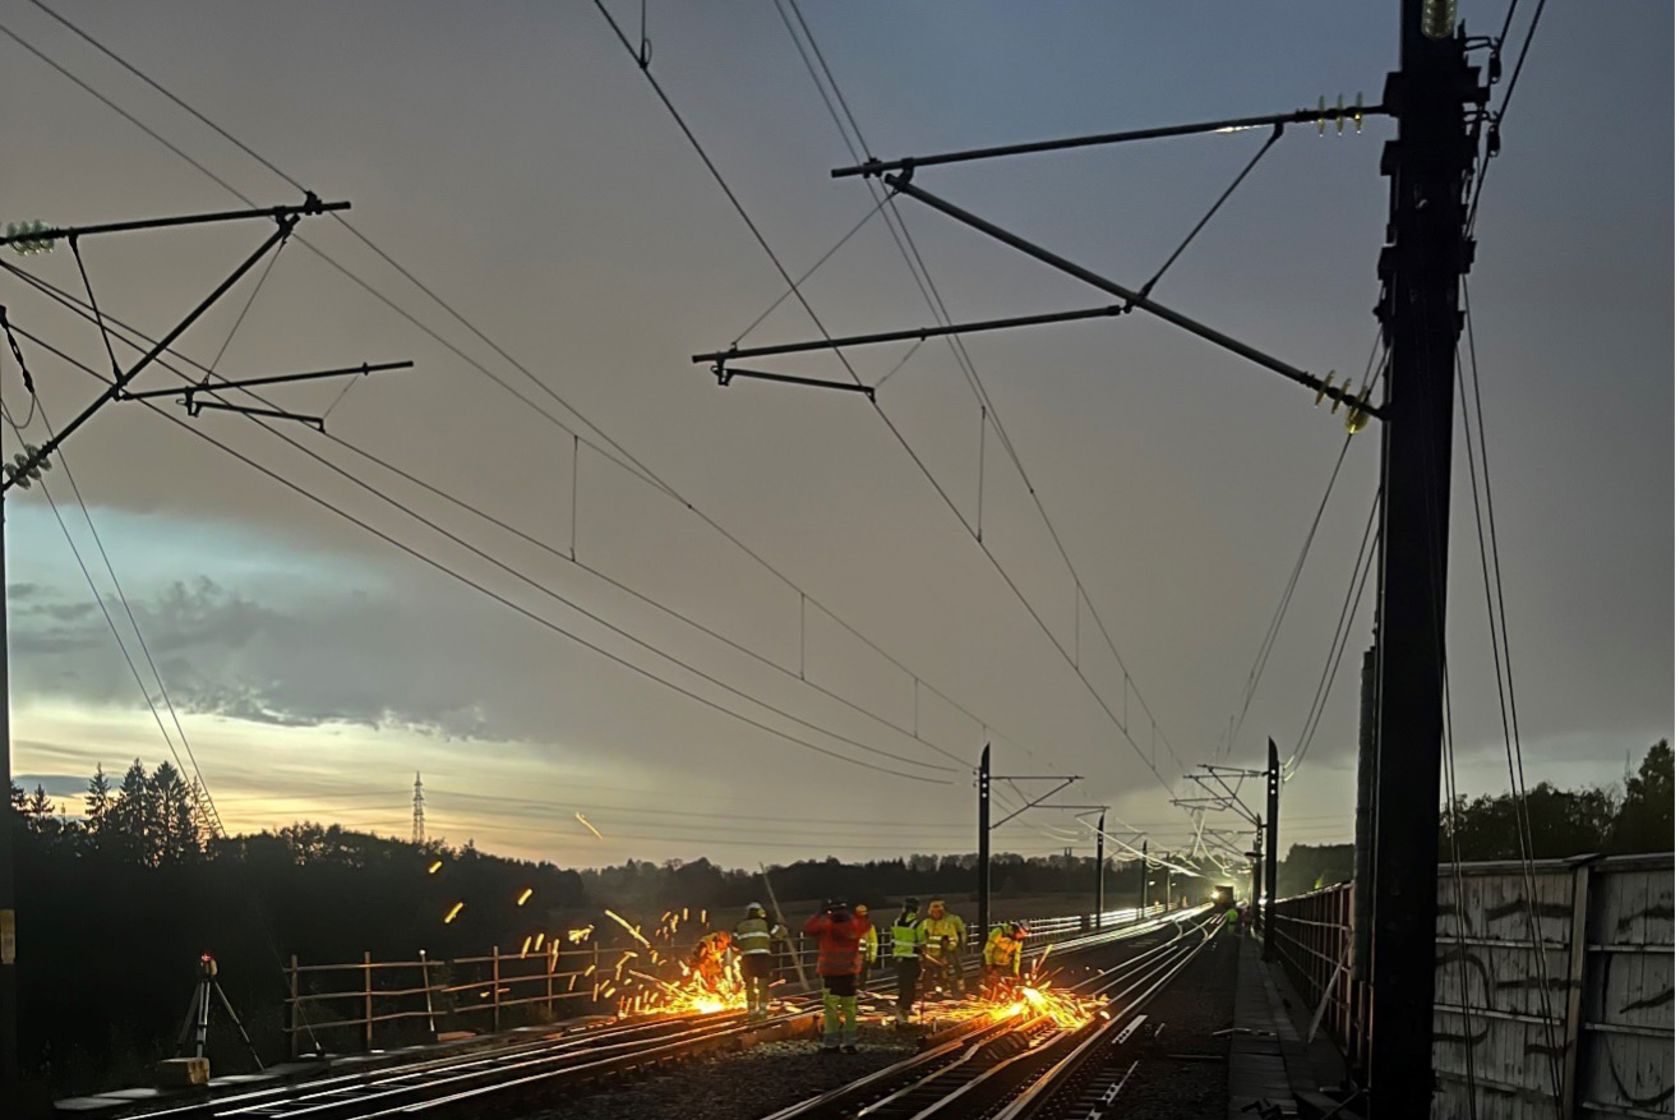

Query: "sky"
left=0, top=1, right=1671, bottom=873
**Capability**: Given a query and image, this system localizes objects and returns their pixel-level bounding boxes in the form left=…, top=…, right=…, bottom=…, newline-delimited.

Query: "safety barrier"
left=1268, top=853, right=1674, bottom=1120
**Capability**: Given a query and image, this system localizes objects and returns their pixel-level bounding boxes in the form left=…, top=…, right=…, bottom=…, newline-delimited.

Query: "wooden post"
left=1560, top=859, right=1595, bottom=1120
left=492, top=946, right=501, bottom=1032
left=289, top=954, right=300, bottom=1059
left=362, top=950, right=373, bottom=1051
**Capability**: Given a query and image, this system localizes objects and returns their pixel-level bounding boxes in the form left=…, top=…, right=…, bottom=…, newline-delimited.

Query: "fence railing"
left=284, top=901, right=1177, bottom=1055
left=1269, top=854, right=1674, bottom=1120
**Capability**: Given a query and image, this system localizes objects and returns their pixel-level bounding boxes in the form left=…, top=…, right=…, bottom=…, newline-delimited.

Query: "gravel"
left=531, top=1023, right=925, bottom=1120
left=1105, top=932, right=1240, bottom=1120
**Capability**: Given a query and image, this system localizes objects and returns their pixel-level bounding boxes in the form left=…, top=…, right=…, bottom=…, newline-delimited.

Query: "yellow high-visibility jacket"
left=983, top=927, right=1022, bottom=974
left=920, top=914, right=966, bottom=959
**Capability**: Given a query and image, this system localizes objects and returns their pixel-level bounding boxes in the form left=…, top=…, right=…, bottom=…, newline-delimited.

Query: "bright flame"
left=443, top=901, right=465, bottom=924
left=516, top=887, right=534, bottom=907
left=604, top=909, right=652, bottom=949
left=576, top=811, right=605, bottom=839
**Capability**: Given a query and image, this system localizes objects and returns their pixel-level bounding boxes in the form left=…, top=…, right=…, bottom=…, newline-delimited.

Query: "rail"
left=1268, top=853, right=1674, bottom=1120
left=283, top=902, right=1183, bottom=1054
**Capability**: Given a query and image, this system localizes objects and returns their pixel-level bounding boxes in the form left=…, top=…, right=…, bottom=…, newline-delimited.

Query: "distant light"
left=1421, top=0, right=1456, bottom=39
left=516, top=887, right=534, bottom=907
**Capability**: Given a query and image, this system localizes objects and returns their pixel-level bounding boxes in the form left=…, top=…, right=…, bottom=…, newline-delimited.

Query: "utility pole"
left=976, top=744, right=990, bottom=945
left=1367, top=4, right=1478, bottom=1114
left=0, top=507, right=16, bottom=1103
left=1094, top=809, right=1105, bottom=929
left=1139, top=839, right=1148, bottom=914
left=411, top=772, right=426, bottom=846
left=1264, top=739, right=1280, bottom=960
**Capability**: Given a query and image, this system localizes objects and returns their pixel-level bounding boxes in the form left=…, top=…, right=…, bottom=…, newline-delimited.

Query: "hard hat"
left=904, top=897, right=919, bottom=909
left=745, top=901, right=766, bottom=917
left=854, top=903, right=869, bottom=915
left=826, top=897, right=848, bottom=914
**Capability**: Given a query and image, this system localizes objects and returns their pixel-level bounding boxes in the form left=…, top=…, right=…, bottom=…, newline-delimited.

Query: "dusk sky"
left=1, top=1, right=1671, bottom=870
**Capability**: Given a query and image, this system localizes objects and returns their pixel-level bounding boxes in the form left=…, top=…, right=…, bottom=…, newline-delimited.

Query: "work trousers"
left=820, top=973, right=859, bottom=1049
left=894, top=958, right=919, bottom=1017
left=922, top=954, right=962, bottom=999
left=740, top=954, right=772, bottom=1019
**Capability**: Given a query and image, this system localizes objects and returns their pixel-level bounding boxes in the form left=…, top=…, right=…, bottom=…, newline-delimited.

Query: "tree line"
left=7, top=740, right=1668, bottom=1094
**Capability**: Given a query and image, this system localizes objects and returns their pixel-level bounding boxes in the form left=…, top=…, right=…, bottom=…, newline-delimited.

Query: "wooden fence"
left=1270, top=853, right=1673, bottom=1120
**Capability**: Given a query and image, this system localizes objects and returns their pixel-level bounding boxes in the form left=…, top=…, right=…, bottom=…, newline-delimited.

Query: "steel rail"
left=992, top=919, right=1222, bottom=1119
left=757, top=915, right=1218, bottom=1120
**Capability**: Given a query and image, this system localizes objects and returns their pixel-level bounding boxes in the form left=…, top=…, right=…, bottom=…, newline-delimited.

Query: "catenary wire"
left=6, top=320, right=952, bottom=786
left=5, top=262, right=967, bottom=773
left=3, top=15, right=1096, bottom=785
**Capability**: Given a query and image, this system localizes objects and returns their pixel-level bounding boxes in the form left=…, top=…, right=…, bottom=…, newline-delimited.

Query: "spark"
left=575, top=812, right=604, bottom=839
left=426, top=859, right=443, bottom=875
left=604, top=909, right=652, bottom=949
left=516, top=887, right=534, bottom=907
left=533, top=932, right=545, bottom=951
left=443, top=901, right=465, bottom=924
left=520, top=935, right=533, bottom=956
left=567, top=925, right=594, bottom=944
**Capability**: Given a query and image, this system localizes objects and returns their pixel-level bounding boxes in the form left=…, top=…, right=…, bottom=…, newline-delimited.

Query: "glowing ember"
left=443, top=901, right=464, bottom=924
left=604, top=909, right=651, bottom=949
left=516, top=887, right=534, bottom=906
left=426, top=859, right=443, bottom=875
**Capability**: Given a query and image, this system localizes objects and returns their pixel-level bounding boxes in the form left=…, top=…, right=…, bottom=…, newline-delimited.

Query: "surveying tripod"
left=176, top=954, right=264, bottom=1070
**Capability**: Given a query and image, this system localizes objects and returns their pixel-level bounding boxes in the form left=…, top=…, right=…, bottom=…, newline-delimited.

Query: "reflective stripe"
left=891, top=917, right=925, bottom=958
left=735, top=918, right=775, bottom=955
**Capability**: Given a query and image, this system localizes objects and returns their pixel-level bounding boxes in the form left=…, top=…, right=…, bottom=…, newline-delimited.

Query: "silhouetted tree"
left=1611, top=740, right=1673, bottom=853
left=85, top=764, right=113, bottom=839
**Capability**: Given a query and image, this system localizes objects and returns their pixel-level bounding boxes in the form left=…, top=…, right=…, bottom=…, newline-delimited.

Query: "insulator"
left=1353, top=92, right=1364, bottom=134
left=1336, top=95, right=1345, bottom=136
left=1421, top=0, right=1457, bottom=40
left=1317, top=96, right=1326, bottom=138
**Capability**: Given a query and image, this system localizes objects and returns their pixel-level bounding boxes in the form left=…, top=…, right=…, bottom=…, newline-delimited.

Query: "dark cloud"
left=13, top=774, right=89, bottom=797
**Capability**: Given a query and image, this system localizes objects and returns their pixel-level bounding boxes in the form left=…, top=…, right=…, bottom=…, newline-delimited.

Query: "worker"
left=1225, top=903, right=1242, bottom=937
left=804, top=898, right=871, bottom=1053
left=854, top=903, right=878, bottom=977
left=889, top=898, right=926, bottom=1024
left=689, top=930, right=732, bottom=991
left=919, top=899, right=967, bottom=1000
left=734, top=902, right=784, bottom=1021
left=982, top=922, right=1028, bottom=995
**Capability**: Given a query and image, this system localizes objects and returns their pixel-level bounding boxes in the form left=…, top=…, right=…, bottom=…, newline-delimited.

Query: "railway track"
left=130, top=1004, right=818, bottom=1120
left=110, top=909, right=1213, bottom=1120
left=759, top=912, right=1221, bottom=1120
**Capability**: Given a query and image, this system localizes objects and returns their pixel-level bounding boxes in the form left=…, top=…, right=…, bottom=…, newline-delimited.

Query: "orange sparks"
left=575, top=812, right=604, bottom=839
left=516, top=887, right=534, bottom=907
left=604, top=909, right=651, bottom=949
left=443, top=901, right=465, bottom=924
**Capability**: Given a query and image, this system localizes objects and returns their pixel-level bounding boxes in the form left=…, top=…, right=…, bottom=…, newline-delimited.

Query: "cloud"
left=13, top=773, right=88, bottom=797
left=14, top=571, right=555, bottom=746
